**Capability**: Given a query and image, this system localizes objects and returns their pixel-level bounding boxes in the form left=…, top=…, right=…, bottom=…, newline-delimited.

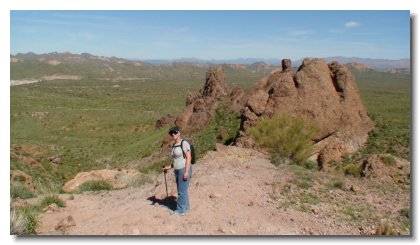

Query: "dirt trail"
left=35, top=146, right=408, bottom=235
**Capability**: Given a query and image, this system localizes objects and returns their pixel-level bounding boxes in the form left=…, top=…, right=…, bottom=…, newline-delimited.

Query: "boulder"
left=55, top=215, right=76, bottom=231
left=215, top=143, right=228, bottom=152
left=43, top=203, right=60, bottom=213
left=360, top=154, right=410, bottom=184
left=48, top=155, right=62, bottom=164
left=62, top=168, right=139, bottom=192
left=236, top=58, right=374, bottom=169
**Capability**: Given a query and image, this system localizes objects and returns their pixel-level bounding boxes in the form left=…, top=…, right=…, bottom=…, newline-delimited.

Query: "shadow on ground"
left=147, top=195, right=177, bottom=211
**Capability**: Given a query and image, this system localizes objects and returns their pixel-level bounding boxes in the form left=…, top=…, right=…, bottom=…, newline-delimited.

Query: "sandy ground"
left=35, top=146, right=410, bottom=235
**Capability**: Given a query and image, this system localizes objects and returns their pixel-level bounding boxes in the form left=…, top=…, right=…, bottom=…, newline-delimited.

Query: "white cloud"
left=345, top=21, right=360, bottom=28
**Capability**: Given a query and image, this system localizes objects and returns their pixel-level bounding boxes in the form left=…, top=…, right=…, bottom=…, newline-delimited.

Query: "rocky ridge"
left=161, top=58, right=374, bottom=169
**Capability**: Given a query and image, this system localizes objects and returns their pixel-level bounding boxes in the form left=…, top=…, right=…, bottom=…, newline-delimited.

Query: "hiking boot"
left=170, top=210, right=188, bottom=216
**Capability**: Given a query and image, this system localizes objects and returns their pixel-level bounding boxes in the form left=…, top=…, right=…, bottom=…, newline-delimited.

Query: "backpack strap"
left=180, top=139, right=186, bottom=159
left=173, top=139, right=187, bottom=159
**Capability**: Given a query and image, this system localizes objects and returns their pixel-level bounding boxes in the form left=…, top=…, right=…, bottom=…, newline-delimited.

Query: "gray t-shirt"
left=172, top=140, right=191, bottom=170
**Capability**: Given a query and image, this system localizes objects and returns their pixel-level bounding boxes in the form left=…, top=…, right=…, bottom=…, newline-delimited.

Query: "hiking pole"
left=163, top=166, right=169, bottom=198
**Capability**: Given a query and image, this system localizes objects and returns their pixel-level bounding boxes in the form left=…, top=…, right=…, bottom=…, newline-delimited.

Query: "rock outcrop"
left=360, top=154, right=410, bottom=184
left=155, top=114, right=176, bottom=129
left=62, top=168, right=139, bottom=192
left=174, top=66, right=228, bottom=132
left=228, top=87, right=247, bottom=114
left=236, top=58, right=374, bottom=169
left=10, top=170, right=36, bottom=191
left=156, top=59, right=374, bottom=169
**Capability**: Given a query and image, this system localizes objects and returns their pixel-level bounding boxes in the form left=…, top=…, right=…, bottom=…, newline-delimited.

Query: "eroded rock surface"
left=236, top=59, right=374, bottom=169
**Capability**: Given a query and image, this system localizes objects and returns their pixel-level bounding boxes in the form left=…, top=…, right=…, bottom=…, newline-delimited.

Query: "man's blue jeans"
left=174, top=166, right=192, bottom=213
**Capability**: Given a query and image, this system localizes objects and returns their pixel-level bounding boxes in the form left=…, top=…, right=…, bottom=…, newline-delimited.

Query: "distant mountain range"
left=10, top=52, right=277, bottom=80
left=146, top=56, right=410, bottom=71
left=143, top=57, right=282, bottom=66
left=10, top=52, right=410, bottom=81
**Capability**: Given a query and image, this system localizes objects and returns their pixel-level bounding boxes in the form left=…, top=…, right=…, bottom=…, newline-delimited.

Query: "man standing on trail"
left=162, top=126, right=192, bottom=216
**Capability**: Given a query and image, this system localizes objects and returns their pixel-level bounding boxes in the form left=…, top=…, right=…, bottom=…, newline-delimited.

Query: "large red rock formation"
left=236, top=58, right=374, bottom=169
left=174, top=66, right=228, bottom=132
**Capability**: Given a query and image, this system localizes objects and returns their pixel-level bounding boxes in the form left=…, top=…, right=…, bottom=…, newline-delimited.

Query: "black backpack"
left=173, top=139, right=196, bottom=164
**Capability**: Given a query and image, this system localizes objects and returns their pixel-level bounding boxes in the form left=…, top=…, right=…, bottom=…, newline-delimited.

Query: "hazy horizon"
left=10, top=51, right=411, bottom=63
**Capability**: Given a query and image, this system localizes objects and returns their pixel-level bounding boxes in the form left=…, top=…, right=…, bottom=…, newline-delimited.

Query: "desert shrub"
left=399, top=208, right=410, bottom=218
left=269, top=154, right=291, bottom=166
left=299, top=160, right=318, bottom=170
left=40, top=195, right=66, bottom=208
left=10, top=206, right=38, bottom=235
left=375, top=220, right=397, bottom=235
left=14, top=175, right=27, bottom=183
left=190, top=103, right=241, bottom=157
left=298, top=204, right=310, bottom=213
left=249, top=115, right=319, bottom=165
left=78, top=180, right=112, bottom=192
left=278, top=196, right=297, bottom=209
left=380, top=155, right=397, bottom=166
left=342, top=154, right=352, bottom=165
left=11, top=185, right=34, bottom=199
left=129, top=174, right=152, bottom=187
left=333, top=181, right=345, bottom=190
left=281, top=183, right=292, bottom=195
left=341, top=204, right=376, bottom=222
left=213, top=105, right=241, bottom=145
left=297, top=181, right=312, bottom=190
left=344, top=164, right=362, bottom=177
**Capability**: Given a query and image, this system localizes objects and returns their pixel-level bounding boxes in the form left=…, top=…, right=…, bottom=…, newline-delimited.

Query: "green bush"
left=10, top=206, right=38, bottom=235
left=78, top=180, right=112, bottom=192
left=344, top=164, right=362, bottom=177
left=40, top=195, right=66, bottom=208
left=190, top=103, right=241, bottom=157
left=298, top=181, right=312, bottom=190
left=11, top=185, right=34, bottom=199
left=380, top=155, right=397, bottom=166
left=299, top=160, right=318, bottom=170
left=300, top=193, right=320, bottom=205
left=249, top=115, right=319, bottom=165
left=298, top=204, right=310, bottom=213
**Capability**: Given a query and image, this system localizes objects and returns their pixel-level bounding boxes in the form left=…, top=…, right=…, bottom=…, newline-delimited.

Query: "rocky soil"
left=34, top=146, right=410, bottom=235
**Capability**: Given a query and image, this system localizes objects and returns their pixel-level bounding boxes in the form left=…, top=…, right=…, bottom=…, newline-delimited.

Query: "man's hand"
left=183, top=172, right=188, bottom=181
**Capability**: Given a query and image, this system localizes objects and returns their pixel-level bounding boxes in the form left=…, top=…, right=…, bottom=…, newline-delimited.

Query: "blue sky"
left=10, top=10, right=410, bottom=60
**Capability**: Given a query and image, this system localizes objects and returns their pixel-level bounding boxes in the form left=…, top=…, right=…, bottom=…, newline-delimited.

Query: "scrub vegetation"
left=10, top=60, right=410, bottom=234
